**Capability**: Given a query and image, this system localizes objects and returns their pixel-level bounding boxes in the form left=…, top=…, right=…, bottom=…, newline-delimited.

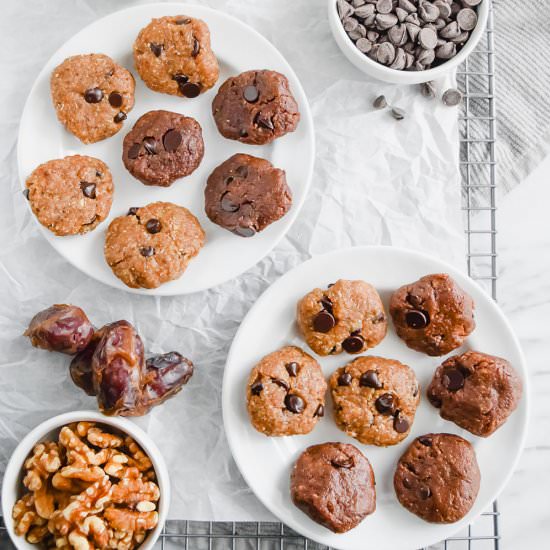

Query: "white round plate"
left=222, top=246, right=529, bottom=550
left=18, top=3, right=314, bottom=296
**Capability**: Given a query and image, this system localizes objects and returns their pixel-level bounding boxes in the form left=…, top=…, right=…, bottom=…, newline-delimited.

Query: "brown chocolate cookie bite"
left=427, top=350, right=522, bottom=437
left=297, top=279, right=387, bottom=356
left=50, top=54, right=135, bottom=143
left=330, top=356, right=419, bottom=446
left=394, top=433, right=481, bottom=523
left=123, top=110, right=204, bottom=186
left=133, top=16, right=219, bottom=97
left=389, top=273, right=475, bottom=356
left=290, top=442, right=376, bottom=533
left=246, top=346, right=327, bottom=436
left=25, top=155, right=113, bottom=236
left=212, top=70, right=300, bottom=145
left=205, top=153, right=292, bottom=237
left=104, top=202, right=205, bottom=289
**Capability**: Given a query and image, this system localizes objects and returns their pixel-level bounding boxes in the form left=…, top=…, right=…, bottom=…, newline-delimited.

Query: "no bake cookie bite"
left=50, top=53, right=135, bottom=143
left=133, top=15, right=219, bottom=97
left=297, top=279, right=387, bottom=356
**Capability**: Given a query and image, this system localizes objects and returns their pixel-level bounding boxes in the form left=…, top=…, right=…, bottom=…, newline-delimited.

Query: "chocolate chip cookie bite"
left=133, top=16, right=219, bottom=97
left=246, top=346, right=327, bottom=436
left=330, top=356, right=419, bottom=446
left=204, top=153, right=292, bottom=237
left=212, top=70, right=300, bottom=145
left=50, top=54, right=135, bottom=143
left=389, top=273, right=475, bottom=356
left=123, top=110, right=204, bottom=186
left=297, top=279, right=387, bottom=356
left=427, top=350, right=523, bottom=437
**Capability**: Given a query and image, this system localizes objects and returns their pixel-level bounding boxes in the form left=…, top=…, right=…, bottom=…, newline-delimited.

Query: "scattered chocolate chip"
left=342, top=334, right=364, bottom=353
left=373, top=95, right=387, bottom=109
left=442, top=368, right=465, bottom=391
left=84, top=87, right=103, bottom=103
left=173, top=73, right=189, bottom=84
left=418, top=436, right=432, bottom=447
left=192, top=38, right=200, bottom=57
left=128, top=143, right=141, bottom=159
left=251, top=381, right=263, bottom=395
left=127, top=207, right=139, bottom=216
left=142, top=137, right=158, bottom=155
left=272, top=378, right=290, bottom=391
left=243, top=85, right=259, bottom=103
left=419, top=486, right=432, bottom=499
left=284, top=394, right=304, bottom=414
left=338, top=372, right=352, bottom=386
left=224, top=176, right=234, bottom=185
left=180, top=82, right=201, bottom=98
left=150, top=42, right=163, bottom=57
left=314, top=404, right=324, bottom=418
left=233, top=226, right=256, bottom=238
left=146, top=219, right=161, bottom=234
left=140, top=246, right=155, bottom=257
left=163, top=129, right=182, bottom=152
left=402, top=476, right=413, bottom=489
left=375, top=392, right=396, bottom=415
left=219, top=192, right=240, bottom=213
left=254, top=112, right=274, bottom=130
left=313, top=310, right=336, bottom=333
left=235, top=165, right=249, bottom=178
left=405, top=309, right=430, bottom=329
left=360, top=370, right=383, bottom=389
left=108, top=92, right=123, bottom=108
left=96, top=171, right=103, bottom=178
left=23, top=189, right=30, bottom=200
left=320, top=296, right=333, bottom=313
left=175, top=18, right=191, bottom=24
left=391, top=107, right=406, bottom=120
left=285, top=362, right=298, bottom=377
left=331, top=456, right=354, bottom=469
left=393, top=413, right=409, bottom=433
left=80, top=182, right=96, bottom=199
left=114, top=111, right=127, bottom=123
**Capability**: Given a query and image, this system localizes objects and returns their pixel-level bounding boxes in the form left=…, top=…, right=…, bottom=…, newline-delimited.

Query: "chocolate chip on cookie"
left=122, top=110, right=204, bottom=187
left=212, top=70, right=300, bottom=145
left=50, top=54, right=135, bottom=144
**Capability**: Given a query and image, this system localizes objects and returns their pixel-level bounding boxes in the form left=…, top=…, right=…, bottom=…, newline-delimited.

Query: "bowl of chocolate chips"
left=329, top=0, right=488, bottom=84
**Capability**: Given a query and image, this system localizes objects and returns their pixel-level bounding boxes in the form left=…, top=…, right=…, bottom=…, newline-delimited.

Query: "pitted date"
left=24, top=304, right=94, bottom=355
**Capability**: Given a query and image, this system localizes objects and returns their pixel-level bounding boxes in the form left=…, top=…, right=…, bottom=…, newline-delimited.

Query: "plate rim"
left=222, top=244, right=530, bottom=550
left=16, top=1, right=315, bottom=296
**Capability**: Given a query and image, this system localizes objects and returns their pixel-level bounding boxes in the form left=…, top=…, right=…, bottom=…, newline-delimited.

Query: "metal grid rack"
left=0, top=3, right=500, bottom=550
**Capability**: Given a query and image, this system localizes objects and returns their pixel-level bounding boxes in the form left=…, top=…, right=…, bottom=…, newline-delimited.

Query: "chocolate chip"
left=284, top=394, right=304, bottom=414
left=375, top=392, right=396, bottom=415
left=314, top=404, right=324, bottom=418
left=175, top=18, right=191, bottom=24
left=313, top=310, right=335, bottom=333
left=23, top=189, right=30, bottom=200
left=393, top=413, right=409, bottom=433
left=96, top=171, right=103, bottom=178
left=418, top=436, right=432, bottom=447
left=224, top=176, right=234, bottom=185
left=220, top=193, right=240, bottom=213
left=127, top=207, right=139, bottom=216
left=338, top=372, right=352, bottom=386
left=146, top=219, right=161, bottom=234
left=373, top=313, right=385, bottom=324
left=405, top=309, right=430, bottom=329
left=239, top=129, right=249, bottom=138
left=80, top=182, right=96, bottom=199
left=140, top=246, right=155, bottom=257
left=235, top=165, right=249, bottom=178
left=342, top=334, right=364, bottom=353
left=285, top=362, right=298, bottom=377
left=320, top=296, right=333, bottom=313
left=192, top=38, right=200, bottom=57
left=419, top=486, right=432, bottom=499
left=429, top=394, right=442, bottom=408
left=143, top=137, right=157, bottom=155
left=402, top=476, right=413, bottom=489
left=163, top=129, right=182, bottom=152
left=251, top=382, right=263, bottom=396
left=243, top=85, right=259, bottom=103
left=233, top=226, right=256, bottom=238
left=150, top=42, right=163, bottom=57
left=173, top=74, right=189, bottom=84
left=442, top=368, right=465, bottom=391
left=272, top=378, right=290, bottom=391
left=360, top=370, right=382, bottom=389
left=331, top=456, right=354, bottom=469
left=84, top=87, right=103, bottom=103
left=114, top=111, right=127, bottom=123
left=180, top=82, right=201, bottom=98
left=128, top=143, right=141, bottom=159
left=254, top=112, right=274, bottom=130
left=108, top=92, right=123, bottom=108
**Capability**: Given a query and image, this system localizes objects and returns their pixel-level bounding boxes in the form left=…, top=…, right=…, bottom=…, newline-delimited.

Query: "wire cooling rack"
left=0, top=2, right=500, bottom=549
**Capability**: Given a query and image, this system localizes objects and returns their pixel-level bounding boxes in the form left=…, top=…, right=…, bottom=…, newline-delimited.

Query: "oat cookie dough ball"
left=50, top=54, right=135, bottom=143
left=25, top=155, right=113, bottom=236
left=133, top=15, right=219, bottom=97
left=390, top=273, right=475, bottom=356
left=297, top=279, right=387, bottom=356
left=205, top=153, right=292, bottom=237
left=394, top=433, right=481, bottom=523
left=212, top=70, right=300, bottom=145
left=427, top=350, right=522, bottom=437
left=290, top=442, right=376, bottom=533
left=123, top=110, right=204, bottom=186
left=104, top=202, right=205, bottom=289
left=246, top=346, right=327, bottom=436
left=330, top=356, right=419, bottom=446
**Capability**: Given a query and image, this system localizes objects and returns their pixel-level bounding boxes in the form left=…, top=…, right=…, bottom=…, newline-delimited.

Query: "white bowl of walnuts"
left=328, top=0, right=489, bottom=84
left=1, top=411, right=170, bottom=550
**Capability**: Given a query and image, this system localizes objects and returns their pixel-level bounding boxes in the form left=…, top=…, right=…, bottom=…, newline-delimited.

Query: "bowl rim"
left=1, top=410, right=170, bottom=550
left=328, top=0, right=489, bottom=83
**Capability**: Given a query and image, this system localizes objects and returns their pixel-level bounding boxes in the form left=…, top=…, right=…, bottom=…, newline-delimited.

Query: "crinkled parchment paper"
left=0, top=0, right=464, bottom=521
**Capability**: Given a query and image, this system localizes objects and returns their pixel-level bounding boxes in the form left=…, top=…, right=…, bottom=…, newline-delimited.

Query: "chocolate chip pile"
left=337, top=0, right=482, bottom=71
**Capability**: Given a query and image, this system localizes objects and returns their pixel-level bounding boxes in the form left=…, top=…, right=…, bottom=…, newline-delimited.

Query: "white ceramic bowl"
left=328, top=0, right=489, bottom=84
left=1, top=411, right=170, bottom=550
